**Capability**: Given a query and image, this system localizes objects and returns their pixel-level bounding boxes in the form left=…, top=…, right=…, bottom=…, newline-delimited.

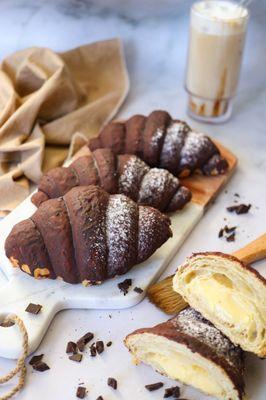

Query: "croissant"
left=5, top=186, right=172, bottom=285
left=125, top=308, right=245, bottom=400
left=173, top=252, right=266, bottom=357
left=88, top=110, right=228, bottom=177
left=31, top=148, right=192, bottom=212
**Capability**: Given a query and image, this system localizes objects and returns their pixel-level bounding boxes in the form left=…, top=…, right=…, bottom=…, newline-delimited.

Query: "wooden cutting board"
left=0, top=141, right=237, bottom=359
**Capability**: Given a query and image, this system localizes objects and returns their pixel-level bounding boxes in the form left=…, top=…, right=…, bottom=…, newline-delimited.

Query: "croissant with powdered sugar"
left=88, top=110, right=228, bottom=177
left=6, top=185, right=172, bottom=285
left=31, top=148, right=191, bottom=213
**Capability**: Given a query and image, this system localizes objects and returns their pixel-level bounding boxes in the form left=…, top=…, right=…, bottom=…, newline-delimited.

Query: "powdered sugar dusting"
left=137, top=206, right=171, bottom=262
left=172, top=308, right=243, bottom=370
left=151, top=128, right=164, bottom=148
left=119, top=156, right=149, bottom=196
left=138, top=168, right=179, bottom=206
left=106, top=194, right=137, bottom=271
left=180, top=131, right=211, bottom=167
left=160, top=121, right=189, bottom=166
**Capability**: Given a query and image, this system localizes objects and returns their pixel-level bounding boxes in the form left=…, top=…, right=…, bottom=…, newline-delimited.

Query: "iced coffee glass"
left=185, top=1, right=249, bottom=123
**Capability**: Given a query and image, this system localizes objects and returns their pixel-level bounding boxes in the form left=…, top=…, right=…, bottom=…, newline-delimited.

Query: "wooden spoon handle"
left=233, top=233, right=266, bottom=264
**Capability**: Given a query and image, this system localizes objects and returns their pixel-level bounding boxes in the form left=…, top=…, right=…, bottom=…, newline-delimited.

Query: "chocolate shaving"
left=133, top=287, right=143, bottom=294
left=107, top=377, right=117, bottom=390
left=219, top=225, right=237, bottom=241
left=227, top=204, right=251, bottom=214
left=69, top=353, right=83, bottom=362
left=76, top=386, right=86, bottom=399
left=25, top=303, right=42, bottom=314
left=90, top=343, right=97, bottom=357
left=118, top=278, right=132, bottom=295
left=96, top=341, right=104, bottom=354
left=224, top=225, right=236, bottom=233
left=145, top=382, right=164, bottom=391
left=29, top=354, right=44, bottom=365
left=226, top=232, right=235, bottom=242
left=77, top=332, right=94, bottom=352
left=32, top=361, right=50, bottom=372
left=66, top=341, right=78, bottom=354
left=164, top=386, right=180, bottom=398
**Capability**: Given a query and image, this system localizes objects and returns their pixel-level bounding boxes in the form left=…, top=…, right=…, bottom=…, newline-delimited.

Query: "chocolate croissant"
left=173, top=252, right=266, bottom=357
left=5, top=186, right=172, bottom=285
left=31, top=148, right=192, bottom=212
left=125, top=308, right=245, bottom=400
left=89, top=110, right=228, bottom=177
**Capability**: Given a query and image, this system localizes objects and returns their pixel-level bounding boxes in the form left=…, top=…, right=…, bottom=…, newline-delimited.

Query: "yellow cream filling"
left=187, top=275, right=254, bottom=327
left=149, top=352, right=223, bottom=397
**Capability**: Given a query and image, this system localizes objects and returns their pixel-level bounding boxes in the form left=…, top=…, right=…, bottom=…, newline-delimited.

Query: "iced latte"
left=185, top=1, right=248, bottom=122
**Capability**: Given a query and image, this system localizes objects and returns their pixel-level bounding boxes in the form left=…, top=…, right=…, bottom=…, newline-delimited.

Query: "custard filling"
left=186, top=274, right=257, bottom=338
left=148, top=351, right=223, bottom=397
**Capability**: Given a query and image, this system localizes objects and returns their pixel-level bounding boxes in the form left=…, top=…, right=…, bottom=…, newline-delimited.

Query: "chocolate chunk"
left=227, top=204, right=251, bottom=214
left=80, top=332, right=94, bottom=344
left=77, top=341, right=85, bottom=352
left=66, top=341, right=78, bottom=354
left=96, top=397, right=104, bottom=400
left=145, top=382, right=164, bottom=391
left=77, top=332, right=94, bottom=351
left=76, top=386, right=86, bottom=399
left=224, top=225, right=236, bottom=233
left=69, top=353, right=83, bottom=362
left=118, top=278, right=132, bottom=295
left=96, top=341, right=104, bottom=354
left=29, top=354, right=44, bottom=365
left=25, top=303, right=42, bottom=314
left=226, top=233, right=235, bottom=242
left=219, top=225, right=237, bottom=240
left=90, top=343, right=97, bottom=357
left=32, top=361, right=50, bottom=372
left=164, top=386, right=180, bottom=398
left=234, top=193, right=240, bottom=197
left=107, top=377, right=117, bottom=390
left=106, top=341, right=112, bottom=347
left=133, top=287, right=143, bottom=294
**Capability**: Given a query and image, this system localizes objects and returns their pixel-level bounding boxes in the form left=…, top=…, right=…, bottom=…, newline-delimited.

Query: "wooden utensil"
left=147, top=233, right=266, bottom=314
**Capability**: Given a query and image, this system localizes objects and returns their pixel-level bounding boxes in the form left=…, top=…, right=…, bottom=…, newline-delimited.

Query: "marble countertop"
left=0, top=1, right=265, bottom=399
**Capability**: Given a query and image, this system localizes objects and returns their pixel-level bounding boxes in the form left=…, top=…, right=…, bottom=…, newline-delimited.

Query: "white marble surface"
left=0, top=1, right=265, bottom=399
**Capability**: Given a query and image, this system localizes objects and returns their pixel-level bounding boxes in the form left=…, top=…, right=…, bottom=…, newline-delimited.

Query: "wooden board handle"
left=233, top=233, right=266, bottom=264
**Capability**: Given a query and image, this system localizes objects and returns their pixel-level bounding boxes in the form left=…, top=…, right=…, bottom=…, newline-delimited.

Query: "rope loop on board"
left=0, top=315, right=28, bottom=400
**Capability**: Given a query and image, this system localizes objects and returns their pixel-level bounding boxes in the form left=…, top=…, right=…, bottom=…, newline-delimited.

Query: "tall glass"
left=185, top=1, right=249, bottom=123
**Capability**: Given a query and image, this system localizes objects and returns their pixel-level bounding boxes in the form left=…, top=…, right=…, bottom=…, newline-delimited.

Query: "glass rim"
left=191, top=0, right=249, bottom=23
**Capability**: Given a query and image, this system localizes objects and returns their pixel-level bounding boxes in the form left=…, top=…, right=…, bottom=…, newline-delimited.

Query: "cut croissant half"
left=125, top=308, right=245, bottom=400
left=173, top=252, right=266, bottom=357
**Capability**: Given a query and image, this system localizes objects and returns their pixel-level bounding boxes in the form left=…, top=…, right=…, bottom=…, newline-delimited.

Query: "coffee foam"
left=191, top=1, right=248, bottom=35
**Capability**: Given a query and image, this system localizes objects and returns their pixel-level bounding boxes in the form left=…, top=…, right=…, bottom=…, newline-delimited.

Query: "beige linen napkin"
left=0, top=38, right=129, bottom=215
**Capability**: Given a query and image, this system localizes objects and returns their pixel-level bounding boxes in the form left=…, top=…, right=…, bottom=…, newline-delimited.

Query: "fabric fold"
left=0, top=38, right=129, bottom=214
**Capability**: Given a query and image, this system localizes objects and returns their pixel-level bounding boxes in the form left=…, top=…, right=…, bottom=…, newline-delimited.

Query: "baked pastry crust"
left=125, top=308, right=245, bottom=400
left=31, top=148, right=191, bottom=213
left=173, top=252, right=266, bottom=357
left=5, top=186, right=172, bottom=284
left=89, top=110, right=228, bottom=177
